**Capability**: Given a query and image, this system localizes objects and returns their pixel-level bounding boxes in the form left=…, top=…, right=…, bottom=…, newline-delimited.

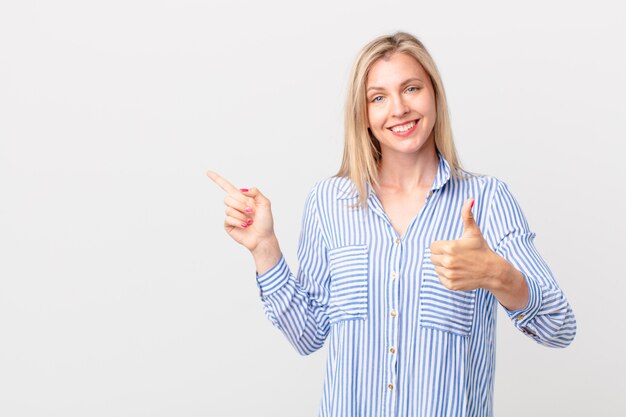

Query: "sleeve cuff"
left=255, top=255, right=290, bottom=297
left=504, top=272, right=543, bottom=329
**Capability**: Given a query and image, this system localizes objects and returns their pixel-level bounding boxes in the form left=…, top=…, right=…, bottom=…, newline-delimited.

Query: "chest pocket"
left=418, top=248, right=476, bottom=336
left=327, top=244, right=369, bottom=324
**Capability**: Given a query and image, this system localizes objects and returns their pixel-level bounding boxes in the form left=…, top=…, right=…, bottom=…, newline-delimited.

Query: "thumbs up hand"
left=429, top=198, right=502, bottom=292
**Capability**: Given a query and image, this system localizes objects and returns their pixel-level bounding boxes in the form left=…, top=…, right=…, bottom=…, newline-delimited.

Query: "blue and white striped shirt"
left=255, top=153, right=576, bottom=417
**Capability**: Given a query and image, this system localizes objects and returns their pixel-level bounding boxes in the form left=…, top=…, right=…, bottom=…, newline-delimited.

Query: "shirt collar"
left=336, top=152, right=452, bottom=200
left=430, top=151, right=452, bottom=192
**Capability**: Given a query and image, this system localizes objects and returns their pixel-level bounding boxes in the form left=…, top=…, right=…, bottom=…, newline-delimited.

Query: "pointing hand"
left=206, top=171, right=277, bottom=253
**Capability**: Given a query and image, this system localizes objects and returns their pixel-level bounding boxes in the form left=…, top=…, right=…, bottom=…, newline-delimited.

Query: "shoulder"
left=307, top=176, right=358, bottom=201
left=447, top=168, right=522, bottom=211
left=448, top=167, right=507, bottom=192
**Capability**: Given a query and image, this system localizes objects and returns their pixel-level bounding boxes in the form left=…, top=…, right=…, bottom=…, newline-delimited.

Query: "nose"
left=390, top=94, right=409, bottom=117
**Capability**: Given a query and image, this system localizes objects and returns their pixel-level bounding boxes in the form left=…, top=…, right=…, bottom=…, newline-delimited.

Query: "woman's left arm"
left=483, top=180, right=577, bottom=348
left=430, top=179, right=576, bottom=348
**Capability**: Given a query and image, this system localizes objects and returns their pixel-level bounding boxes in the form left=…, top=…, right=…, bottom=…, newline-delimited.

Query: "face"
left=365, top=52, right=437, bottom=159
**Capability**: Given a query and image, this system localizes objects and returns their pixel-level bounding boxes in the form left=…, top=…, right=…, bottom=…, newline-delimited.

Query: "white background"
left=1, top=0, right=625, bottom=416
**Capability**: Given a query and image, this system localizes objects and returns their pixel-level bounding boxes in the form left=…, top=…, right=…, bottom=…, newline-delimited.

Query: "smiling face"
left=365, top=52, right=437, bottom=160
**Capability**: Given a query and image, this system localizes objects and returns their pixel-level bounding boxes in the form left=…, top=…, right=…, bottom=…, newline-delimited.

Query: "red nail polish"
left=470, top=199, right=475, bottom=209
left=244, top=207, right=253, bottom=213
left=240, top=188, right=249, bottom=192
left=247, top=219, right=253, bottom=225
left=241, top=222, right=248, bottom=228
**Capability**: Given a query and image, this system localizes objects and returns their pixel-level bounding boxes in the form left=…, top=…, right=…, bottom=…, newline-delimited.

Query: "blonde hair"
left=335, top=31, right=461, bottom=209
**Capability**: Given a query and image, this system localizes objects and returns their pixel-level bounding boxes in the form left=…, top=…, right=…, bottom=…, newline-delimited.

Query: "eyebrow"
left=366, top=77, right=423, bottom=93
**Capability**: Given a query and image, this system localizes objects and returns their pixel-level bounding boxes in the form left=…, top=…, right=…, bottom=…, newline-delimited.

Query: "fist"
left=429, top=198, right=499, bottom=291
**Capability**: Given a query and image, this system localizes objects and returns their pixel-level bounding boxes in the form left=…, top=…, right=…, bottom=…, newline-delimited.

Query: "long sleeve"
left=485, top=180, right=577, bottom=348
left=254, top=183, right=331, bottom=355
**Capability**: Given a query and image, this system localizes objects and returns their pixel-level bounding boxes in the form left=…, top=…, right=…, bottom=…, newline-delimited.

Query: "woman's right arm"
left=207, top=172, right=330, bottom=355
left=251, top=236, right=282, bottom=277
left=252, top=186, right=331, bottom=355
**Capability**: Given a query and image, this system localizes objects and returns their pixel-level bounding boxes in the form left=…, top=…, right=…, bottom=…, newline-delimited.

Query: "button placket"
left=386, top=236, right=401, bottom=402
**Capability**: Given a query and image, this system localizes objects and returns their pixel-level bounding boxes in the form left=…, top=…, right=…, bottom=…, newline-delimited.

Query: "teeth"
left=391, top=120, right=416, bottom=132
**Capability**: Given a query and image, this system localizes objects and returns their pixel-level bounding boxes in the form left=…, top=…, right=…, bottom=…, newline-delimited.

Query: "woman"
left=207, top=32, right=576, bottom=417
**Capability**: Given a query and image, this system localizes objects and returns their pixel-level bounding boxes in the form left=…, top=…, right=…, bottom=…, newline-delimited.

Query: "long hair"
left=335, top=32, right=461, bottom=209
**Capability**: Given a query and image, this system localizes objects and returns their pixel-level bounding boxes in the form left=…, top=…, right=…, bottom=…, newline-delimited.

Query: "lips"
left=389, top=119, right=419, bottom=131
left=388, top=119, right=419, bottom=135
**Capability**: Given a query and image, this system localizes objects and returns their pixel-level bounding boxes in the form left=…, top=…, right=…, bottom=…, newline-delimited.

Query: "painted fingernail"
left=470, top=199, right=475, bottom=209
left=244, top=207, right=253, bottom=213
left=247, top=219, right=253, bottom=225
left=240, top=188, right=249, bottom=192
left=241, top=222, right=248, bottom=228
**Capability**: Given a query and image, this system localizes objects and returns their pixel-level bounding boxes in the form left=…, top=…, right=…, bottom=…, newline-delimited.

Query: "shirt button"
left=391, top=271, right=397, bottom=280
left=388, top=383, right=394, bottom=390
left=522, top=327, right=538, bottom=337
left=394, top=238, right=400, bottom=244
left=390, top=310, right=397, bottom=318
left=516, top=314, right=525, bottom=321
left=389, top=347, right=396, bottom=354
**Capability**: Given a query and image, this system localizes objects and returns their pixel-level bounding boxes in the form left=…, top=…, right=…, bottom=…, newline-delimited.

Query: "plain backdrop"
left=1, top=0, right=625, bottom=416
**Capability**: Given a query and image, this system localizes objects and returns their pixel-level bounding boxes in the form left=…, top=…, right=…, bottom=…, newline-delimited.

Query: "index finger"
left=430, top=239, right=450, bottom=255
left=206, top=170, right=241, bottom=194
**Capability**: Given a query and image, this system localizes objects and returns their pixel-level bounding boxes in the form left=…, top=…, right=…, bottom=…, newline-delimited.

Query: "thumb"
left=241, top=187, right=270, bottom=205
left=461, top=198, right=481, bottom=237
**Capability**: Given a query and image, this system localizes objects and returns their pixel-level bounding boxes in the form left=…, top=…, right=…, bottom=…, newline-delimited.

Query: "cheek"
left=426, top=93, right=437, bottom=117
left=367, top=107, right=384, bottom=129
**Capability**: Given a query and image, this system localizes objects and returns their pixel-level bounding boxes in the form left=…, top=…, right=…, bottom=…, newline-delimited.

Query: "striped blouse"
left=255, top=153, right=576, bottom=417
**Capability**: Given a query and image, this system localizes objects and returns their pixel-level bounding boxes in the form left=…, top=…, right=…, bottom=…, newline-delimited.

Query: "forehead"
left=366, top=52, right=428, bottom=87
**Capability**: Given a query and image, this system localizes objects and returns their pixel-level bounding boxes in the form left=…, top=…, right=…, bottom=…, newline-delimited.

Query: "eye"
left=371, top=96, right=384, bottom=103
left=406, top=86, right=421, bottom=93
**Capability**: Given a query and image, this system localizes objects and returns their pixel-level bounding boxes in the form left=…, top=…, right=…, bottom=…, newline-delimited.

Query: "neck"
left=376, top=142, right=439, bottom=193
